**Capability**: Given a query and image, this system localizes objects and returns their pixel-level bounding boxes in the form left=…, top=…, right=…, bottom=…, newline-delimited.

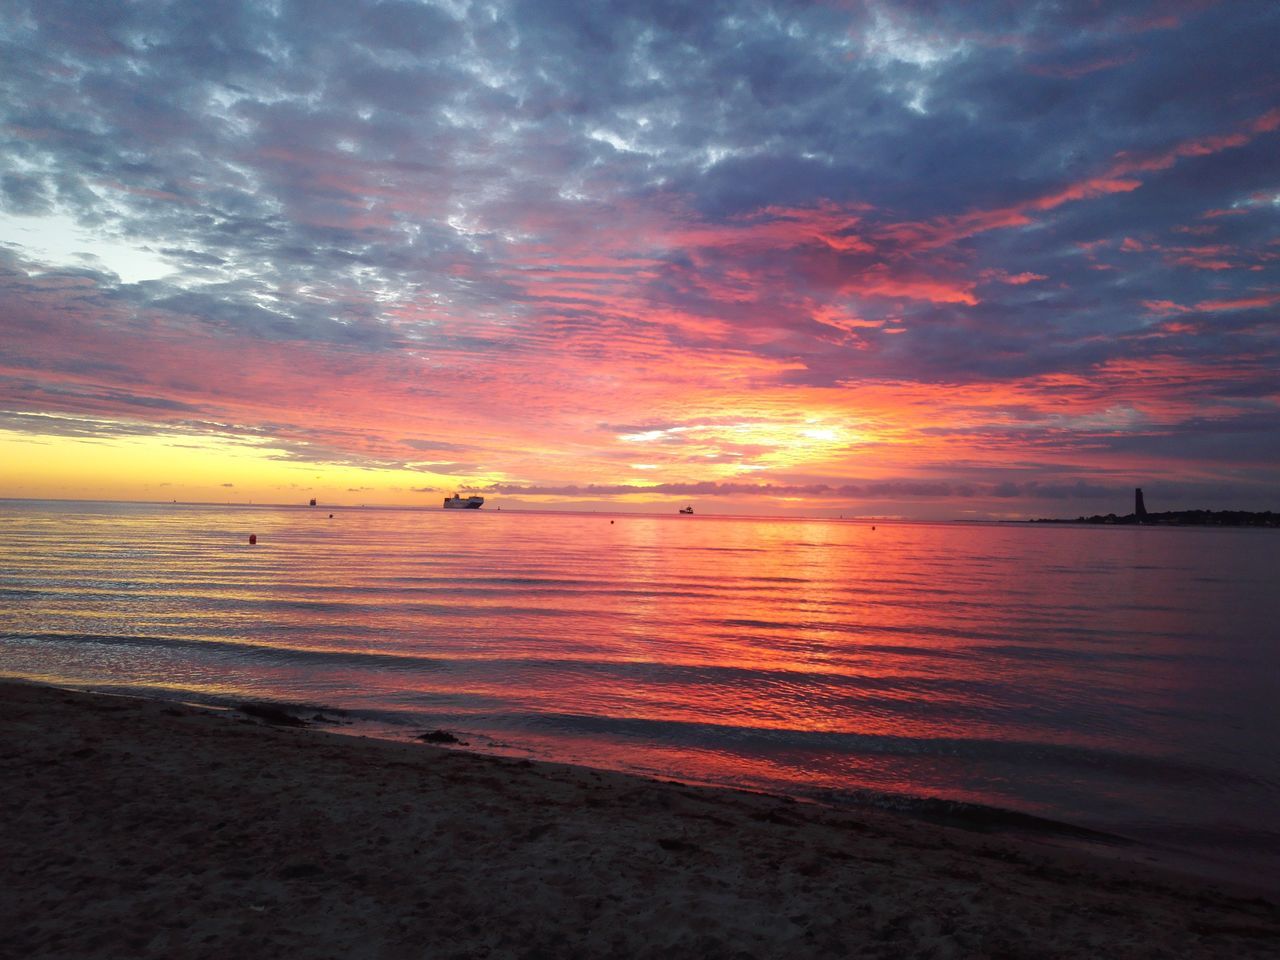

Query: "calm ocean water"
left=2, top=500, right=1277, bottom=888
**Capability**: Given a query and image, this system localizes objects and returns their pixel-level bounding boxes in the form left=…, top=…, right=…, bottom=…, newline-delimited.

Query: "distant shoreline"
left=4, top=496, right=1276, bottom=526
left=1029, top=509, right=1278, bottom=527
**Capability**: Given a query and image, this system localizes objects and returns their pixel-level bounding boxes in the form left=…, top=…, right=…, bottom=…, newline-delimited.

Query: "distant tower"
left=1135, top=487, right=1147, bottom=521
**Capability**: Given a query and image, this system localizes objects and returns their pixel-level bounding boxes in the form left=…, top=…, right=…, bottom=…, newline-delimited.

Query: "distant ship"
left=679, top=506, right=693, bottom=514
left=443, top=494, right=485, bottom=510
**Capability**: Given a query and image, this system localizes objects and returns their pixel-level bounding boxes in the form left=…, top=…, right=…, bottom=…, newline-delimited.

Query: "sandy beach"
left=2, top=680, right=1276, bottom=959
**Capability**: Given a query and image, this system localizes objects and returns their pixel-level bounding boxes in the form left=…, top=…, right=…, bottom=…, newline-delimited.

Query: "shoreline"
left=7, top=674, right=1269, bottom=895
left=3, top=679, right=1277, bottom=958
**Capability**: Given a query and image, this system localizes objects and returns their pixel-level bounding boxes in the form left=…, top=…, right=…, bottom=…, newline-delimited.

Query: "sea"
left=2, top=499, right=1277, bottom=891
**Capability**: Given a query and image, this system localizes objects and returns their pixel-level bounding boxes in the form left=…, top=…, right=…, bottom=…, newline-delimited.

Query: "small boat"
left=679, top=506, right=693, bottom=514
left=443, top=494, right=485, bottom=510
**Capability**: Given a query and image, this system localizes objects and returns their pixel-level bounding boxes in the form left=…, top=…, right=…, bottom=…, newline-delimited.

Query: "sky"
left=1, top=0, right=1277, bottom=518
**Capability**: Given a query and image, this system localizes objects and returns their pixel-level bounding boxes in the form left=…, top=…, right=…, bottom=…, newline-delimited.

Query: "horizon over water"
left=2, top=499, right=1277, bottom=891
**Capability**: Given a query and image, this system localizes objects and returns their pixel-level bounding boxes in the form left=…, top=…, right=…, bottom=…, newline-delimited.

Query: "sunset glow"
left=2, top=2, right=1276, bottom=517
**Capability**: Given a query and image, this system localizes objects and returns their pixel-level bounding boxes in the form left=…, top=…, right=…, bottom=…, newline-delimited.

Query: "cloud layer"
left=2, top=0, right=1277, bottom=514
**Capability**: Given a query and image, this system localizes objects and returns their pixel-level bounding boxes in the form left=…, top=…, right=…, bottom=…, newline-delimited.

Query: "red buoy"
left=248, top=534, right=257, bottom=545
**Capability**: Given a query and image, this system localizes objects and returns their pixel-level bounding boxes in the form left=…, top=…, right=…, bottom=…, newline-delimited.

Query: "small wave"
left=0, top=588, right=44, bottom=600
left=979, top=643, right=1175, bottom=663
left=814, top=787, right=1130, bottom=843
left=0, top=631, right=450, bottom=673
left=515, top=711, right=1264, bottom=789
left=0, top=630, right=990, bottom=692
left=711, top=617, right=997, bottom=643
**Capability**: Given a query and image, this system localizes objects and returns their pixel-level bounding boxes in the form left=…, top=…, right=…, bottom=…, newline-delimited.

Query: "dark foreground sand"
left=2, top=681, right=1277, bottom=959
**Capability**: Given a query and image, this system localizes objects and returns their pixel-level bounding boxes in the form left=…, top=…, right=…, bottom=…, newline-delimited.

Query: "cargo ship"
left=443, top=494, right=485, bottom=510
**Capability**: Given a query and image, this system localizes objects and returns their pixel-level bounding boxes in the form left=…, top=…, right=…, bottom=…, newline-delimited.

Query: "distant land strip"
left=1030, top=510, right=1278, bottom=527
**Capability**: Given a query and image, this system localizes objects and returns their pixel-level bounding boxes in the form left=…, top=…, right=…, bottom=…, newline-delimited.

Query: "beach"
left=2, top=680, right=1276, bottom=959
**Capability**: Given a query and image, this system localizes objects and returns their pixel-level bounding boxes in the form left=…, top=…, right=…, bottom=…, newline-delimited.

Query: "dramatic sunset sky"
left=2, top=1, right=1277, bottom=517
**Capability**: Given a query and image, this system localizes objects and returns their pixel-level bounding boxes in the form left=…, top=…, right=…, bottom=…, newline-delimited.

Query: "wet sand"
left=2, top=680, right=1276, bottom=959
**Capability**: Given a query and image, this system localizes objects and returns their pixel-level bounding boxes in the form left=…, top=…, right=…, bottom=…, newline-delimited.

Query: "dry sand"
left=1, top=680, right=1276, bottom=959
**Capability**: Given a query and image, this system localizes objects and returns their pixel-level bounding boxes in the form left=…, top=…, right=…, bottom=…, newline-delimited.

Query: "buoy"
left=329, top=514, right=334, bottom=518
left=248, top=534, right=257, bottom=545
left=610, top=520, right=614, bottom=524
left=871, top=526, right=875, bottom=531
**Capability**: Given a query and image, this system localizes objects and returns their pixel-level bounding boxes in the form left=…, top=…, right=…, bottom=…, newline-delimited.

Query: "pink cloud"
left=1194, top=291, right=1280, bottom=312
